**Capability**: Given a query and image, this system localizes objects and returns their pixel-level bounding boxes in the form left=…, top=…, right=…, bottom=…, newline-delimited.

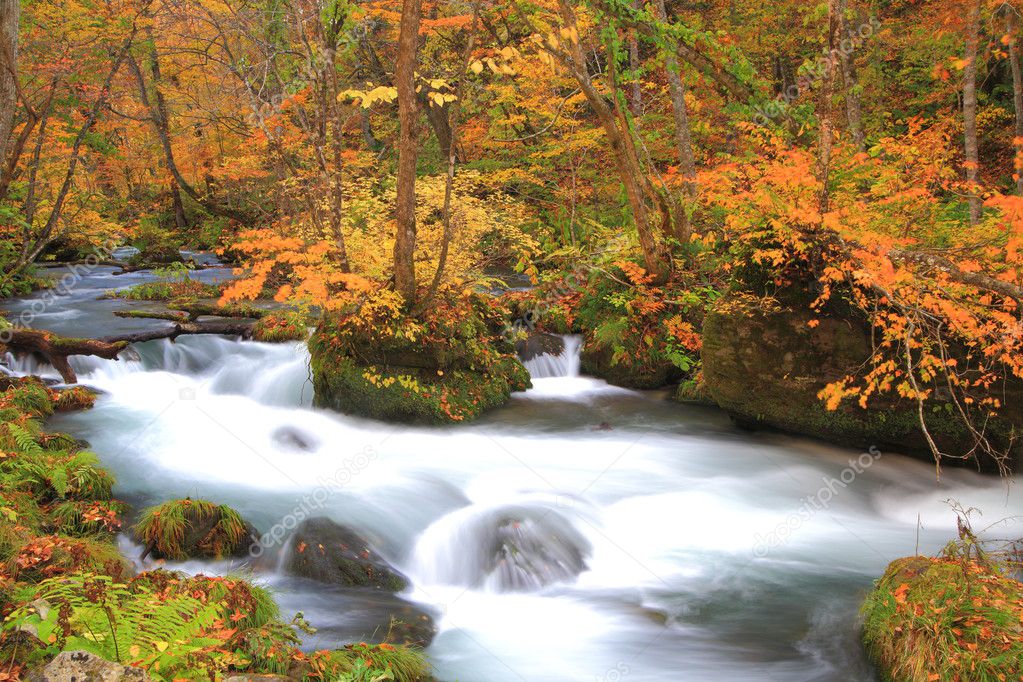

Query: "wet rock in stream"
left=283, top=517, right=409, bottom=591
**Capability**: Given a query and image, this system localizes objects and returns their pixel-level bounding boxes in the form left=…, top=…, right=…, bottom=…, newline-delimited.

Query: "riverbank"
left=0, top=376, right=431, bottom=680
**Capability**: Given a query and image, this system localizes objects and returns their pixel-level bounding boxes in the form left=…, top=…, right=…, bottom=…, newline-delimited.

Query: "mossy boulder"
left=701, top=291, right=1021, bottom=470
left=862, top=556, right=1023, bottom=681
left=133, top=499, right=258, bottom=561
left=252, top=312, right=308, bottom=343
left=310, top=290, right=530, bottom=423
left=580, top=344, right=682, bottom=389
left=283, top=517, right=408, bottom=591
left=514, top=331, right=564, bottom=362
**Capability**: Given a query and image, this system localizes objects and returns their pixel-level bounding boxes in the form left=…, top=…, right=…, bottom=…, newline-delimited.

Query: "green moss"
left=862, top=556, right=1023, bottom=682
left=252, top=311, right=309, bottom=342
left=52, top=386, right=98, bottom=412
left=312, top=353, right=529, bottom=424
left=133, top=499, right=251, bottom=560
left=113, top=279, right=223, bottom=301
left=310, top=291, right=531, bottom=423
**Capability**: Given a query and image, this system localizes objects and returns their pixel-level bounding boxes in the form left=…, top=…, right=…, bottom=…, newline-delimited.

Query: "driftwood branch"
left=2, top=329, right=127, bottom=383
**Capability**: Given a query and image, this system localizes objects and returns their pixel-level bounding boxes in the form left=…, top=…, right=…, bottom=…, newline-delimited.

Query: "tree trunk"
left=419, top=0, right=483, bottom=313
left=127, top=41, right=248, bottom=225
left=549, top=0, right=669, bottom=280
left=171, top=183, right=187, bottom=229
left=817, top=0, right=841, bottom=215
left=629, top=0, right=642, bottom=114
left=1006, top=7, right=1023, bottom=195
left=0, top=0, right=18, bottom=163
left=393, top=0, right=423, bottom=305
left=838, top=0, right=866, bottom=152
left=963, top=0, right=982, bottom=225
left=655, top=0, right=696, bottom=197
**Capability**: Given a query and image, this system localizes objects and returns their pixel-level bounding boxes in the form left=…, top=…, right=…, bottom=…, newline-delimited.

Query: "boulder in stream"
left=283, top=517, right=409, bottom=591
left=514, top=331, right=564, bottom=362
left=132, top=498, right=258, bottom=561
left=310, top=292, right=531, bottom=423
left=701, top=291, right=1023, bottom=471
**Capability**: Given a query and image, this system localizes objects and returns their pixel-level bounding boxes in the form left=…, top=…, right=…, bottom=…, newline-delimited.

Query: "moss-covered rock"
left=310, top=290, right=530, bottom=423
left=283, top=517, right=408, bottom=591
left=133, top=499, right=257, bottom=561
left=701, top=291, right=1021, bottom=470
left=252, top=312, right=308, bottom=343
left=862, top=556, right=1023, bottom=682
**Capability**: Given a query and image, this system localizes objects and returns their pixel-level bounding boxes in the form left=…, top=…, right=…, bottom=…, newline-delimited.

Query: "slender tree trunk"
left=963, top=0, right=982, bottom=225
left=838, top=0, right=866, bottom=152
left=0, top=0, right=19, bottom=164
left=655, top=0, right=696, bottom=197
left=171, top=185, right=187, bottom=229
left=629, top=0, right=642, bottom=114
left=419, top=0, right=483, bottom=313
left=817, top=0, right=841, bottom=214
left=393, top=0, right=423, bottom=305
left=1006, top=7, right=1023, bottom=195
left=551, top=0, right=669, bottom=280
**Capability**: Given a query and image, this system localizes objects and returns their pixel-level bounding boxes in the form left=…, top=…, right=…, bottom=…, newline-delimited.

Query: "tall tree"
left=1005, top=4, right=1023, bottom=195
left=0, top=0, right=18, bottom=164
left=817, top=0, right=841, bottom=214
left=394, top=0, right=423, bottom=304
left=838, top=0, right=865, bottom=152
left=655, top=0, right=696, bottom=197
left=963, top=0, right=982, bottom=225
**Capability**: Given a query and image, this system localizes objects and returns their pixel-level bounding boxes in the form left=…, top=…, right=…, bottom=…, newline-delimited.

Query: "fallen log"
left=101, top=318, right=255, bottom=345
left=167, top=300, right=268, bottom=320
left=2, top=330, right=128, bottom=384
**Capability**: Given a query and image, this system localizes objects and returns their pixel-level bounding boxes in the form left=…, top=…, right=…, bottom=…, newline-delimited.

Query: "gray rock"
left=27, top=651, right=150, bottom=682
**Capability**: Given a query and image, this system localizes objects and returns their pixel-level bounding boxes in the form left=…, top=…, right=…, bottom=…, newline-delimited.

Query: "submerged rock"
left=486, top=515, right=589, bottom=591
left=414, top=504, right=591, bottom=592
left=271, top=425, right=320, bottom=452
left=283, top=517, right=408, bottom=591
left=28, top=651, right=150, bottom=682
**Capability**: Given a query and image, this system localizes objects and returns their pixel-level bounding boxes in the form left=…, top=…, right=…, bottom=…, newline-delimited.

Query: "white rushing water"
left=12, top=334, right=1020, bottom=681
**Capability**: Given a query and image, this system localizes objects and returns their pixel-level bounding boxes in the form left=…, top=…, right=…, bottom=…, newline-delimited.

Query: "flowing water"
left=3, top=263, right=1023, bottom=682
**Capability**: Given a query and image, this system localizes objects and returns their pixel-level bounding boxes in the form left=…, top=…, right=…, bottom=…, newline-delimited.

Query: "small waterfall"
left=521, top=334, right=583, bottom=379
left=3, top=336, right=313, bottom=406
left=409, top=501, right=591, bottom=593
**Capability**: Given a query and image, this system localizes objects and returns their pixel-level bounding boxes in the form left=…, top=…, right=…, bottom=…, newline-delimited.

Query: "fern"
left=7, top=422, right=43, bottom=455
left=4, top=573, right=234, bottom=680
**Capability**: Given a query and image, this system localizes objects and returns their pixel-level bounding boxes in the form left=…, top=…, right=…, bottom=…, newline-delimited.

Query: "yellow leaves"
left=338, top=85, right=397, bottom=108
left=429, top=91, right=457, bottom=107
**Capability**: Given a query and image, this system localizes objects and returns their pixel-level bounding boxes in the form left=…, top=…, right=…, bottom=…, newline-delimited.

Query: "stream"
left=3, top=259, right=1023, bottom=682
